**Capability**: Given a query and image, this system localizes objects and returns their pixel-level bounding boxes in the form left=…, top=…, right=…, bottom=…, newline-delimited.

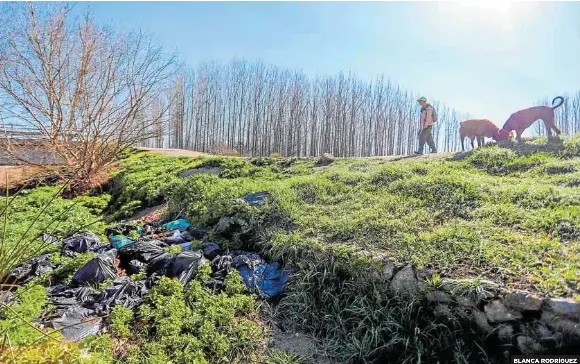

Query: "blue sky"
left=82, top=1, right=580, bottom=128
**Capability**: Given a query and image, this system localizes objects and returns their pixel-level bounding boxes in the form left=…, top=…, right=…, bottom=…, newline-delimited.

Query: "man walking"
left=414, top=96, right=438, bottom=155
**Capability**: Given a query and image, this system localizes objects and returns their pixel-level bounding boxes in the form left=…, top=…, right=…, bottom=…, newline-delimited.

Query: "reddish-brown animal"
left=496, top=96, right=564, bottom=142
left=459, top=119, right=513, bottom=151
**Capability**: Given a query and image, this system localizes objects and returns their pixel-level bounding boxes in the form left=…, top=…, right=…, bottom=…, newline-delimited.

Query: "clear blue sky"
left=81, top=1, right=580, bottom=128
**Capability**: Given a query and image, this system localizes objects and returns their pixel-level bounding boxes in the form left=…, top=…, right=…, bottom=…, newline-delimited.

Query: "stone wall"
left=385, top=263, right=580, bottom=359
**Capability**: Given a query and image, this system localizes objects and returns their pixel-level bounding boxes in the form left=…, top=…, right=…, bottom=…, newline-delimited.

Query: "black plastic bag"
left=91, top=278, right=149, bottom=314
left=201, top=241, right=221, bottom=260
left=118, top=240, right=165, bottom=264
left=172, top=251, right=206, bottom=285
left=71, top=249, right=117, bottom=286
left=61, top=231, right=103, bottom=258
left=189, top=227, right=209, bottom=239
left=48, top=306, right=101, bottom=342
left=6, top=254, right=54, bottom=285
left=146, top=253, right=172, bottom=276
left=127, top=260, right=146, bottom=275
left=105, top=224, right=138, bottom=237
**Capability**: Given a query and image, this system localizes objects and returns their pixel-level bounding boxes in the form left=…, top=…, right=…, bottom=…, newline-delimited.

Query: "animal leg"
left=470, top=137, right=475, bottom=149
left=516, top=129, right=524, bottom=142
left=461, top=137, right=465, bottom=151
left=477, top=136, right=485, bottom=147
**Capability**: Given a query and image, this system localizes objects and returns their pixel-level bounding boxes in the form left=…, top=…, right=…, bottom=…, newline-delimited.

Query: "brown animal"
left=459, top=118, right=513, bottom=151
left=496, top=96, right=564, bottom=142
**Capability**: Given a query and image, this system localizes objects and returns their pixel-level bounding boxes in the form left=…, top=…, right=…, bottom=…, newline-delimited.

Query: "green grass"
left=3, top=136, right=580, bottom=363
left=155, top=140, right=580, bottom=297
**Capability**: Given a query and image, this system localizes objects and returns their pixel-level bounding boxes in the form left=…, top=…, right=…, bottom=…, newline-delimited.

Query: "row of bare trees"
left=137, top=60, right=471, bottom=157
left=533, top=93, right=580, bottom=137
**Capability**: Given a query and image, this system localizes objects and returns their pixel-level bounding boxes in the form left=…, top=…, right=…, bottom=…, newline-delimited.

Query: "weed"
left=110, top=306, right=134, bottom=338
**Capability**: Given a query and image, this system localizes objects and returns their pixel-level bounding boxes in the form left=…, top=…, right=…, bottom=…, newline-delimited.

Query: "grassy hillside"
left=2, top=135, right=580, bottom=363
left=113, top=137, right=580, bottom=297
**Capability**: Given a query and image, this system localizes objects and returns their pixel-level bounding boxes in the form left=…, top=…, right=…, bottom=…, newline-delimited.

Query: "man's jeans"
left=417, top=126, right=437, bottom=153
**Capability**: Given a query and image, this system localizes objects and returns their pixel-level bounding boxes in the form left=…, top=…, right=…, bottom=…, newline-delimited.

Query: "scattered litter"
left=49, top=306, right=101, bottom=342
left=118, top=240, right=166, bottom=264
left=6, top=254, right=54, bottom=285
left=162, top=218, right=191, bottom=232
left=110, top=235, right=134, bottom=249
left=201, top=241, right=221, bottom=260
left=105, top=224, right=138, bottom=238
left=61, top=231, right=104, bottom=257
left=163, top=230, right=188, bottom=244
left=231, top=251, right=288, bottom=298
left=189, top=227, right=209, bottom=239
left=4, top=192, right=288, bottom=342
left=244, top=192, right=272, bottom=207
left=71, top=250, right=117, bottom=286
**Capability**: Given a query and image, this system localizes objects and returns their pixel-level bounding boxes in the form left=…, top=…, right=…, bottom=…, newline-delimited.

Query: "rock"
left=545, top=298, right=580, bottom=318
left=517, top=336, right=546, bottom=355
left=456, top=296, right=476, bottom=307
left=389, top=265, right=418, bottom=295
left=484, top=300, right=523, bottom=323
left=504, top=291, right=543, bottom=312
left=434, top=304, right=453, bottom=319
left=541, top=311, right=580, bottom=337
left=383, top=260, right=395, bottom=281
left=317, top=153, right=335, bottom=166
left=426, top=291, right=452, bottom=304
left=472, top=310, right=493, bottom=334
left=497, top=325, right=514, bottom=344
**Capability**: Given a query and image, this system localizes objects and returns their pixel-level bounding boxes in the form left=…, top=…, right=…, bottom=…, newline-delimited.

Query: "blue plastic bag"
left=109, top=236, right=134, bottom=249
left=232, top=252, right=288, bottom=298
left=162, top=219, right=191, bottom=231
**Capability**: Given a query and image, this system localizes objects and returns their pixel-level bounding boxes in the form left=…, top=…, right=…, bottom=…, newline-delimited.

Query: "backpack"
left=430, top=105, right=438, bottom=123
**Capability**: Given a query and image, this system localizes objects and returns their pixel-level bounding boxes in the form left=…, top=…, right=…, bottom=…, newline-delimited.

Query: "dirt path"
left=137, top=147, right=460, bottom=162
left=137, top=147, right=210, bottom=158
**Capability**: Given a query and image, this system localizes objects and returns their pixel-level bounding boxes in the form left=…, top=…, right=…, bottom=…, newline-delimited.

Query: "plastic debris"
left=7, top=254, right=54, bottom=285
left=162, top=219, right=191, bottom=232
left=71, top=249, right=117, bottom=286
left=49, top=306, right=101, bottom=342
left=163, top=230, right=187, bottom=244
left=105, top=224, right=138, bottom=237
left=244, top=191, right=272, bottom=207
left=231, top=252, right=288, bottom=298
left=178, top=242, right=193, bottom=251
left=10, top=198, right=288, bottom=344
left=171, top=250, right=206, bottom=284
left=110, top=235, right=135, bottom=249
left=118, top=240, right=165, bottom=264
left=201, top=241, right=221, bottom=260
left=128, top=260, right=146, bottom=274
left=61, top=231, right=104, bottom=258
left=189, top=227, right=209, bottom=239
left=42, top=233, right=60, bottom=245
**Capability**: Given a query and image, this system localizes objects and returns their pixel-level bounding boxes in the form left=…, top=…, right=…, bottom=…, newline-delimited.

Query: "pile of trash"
left=4, top=193, right=288, bottom=342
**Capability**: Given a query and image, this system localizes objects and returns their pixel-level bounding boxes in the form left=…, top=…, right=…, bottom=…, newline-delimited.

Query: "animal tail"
left=551, top=96, right=564, bottom=110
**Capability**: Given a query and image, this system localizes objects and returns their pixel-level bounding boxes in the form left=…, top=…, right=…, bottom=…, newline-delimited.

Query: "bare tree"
left=0, top=3, right=175, bottom=190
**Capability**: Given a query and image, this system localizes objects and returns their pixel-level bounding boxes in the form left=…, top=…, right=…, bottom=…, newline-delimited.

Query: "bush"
left=110, top=306, right=134, bottom=338
left=127, top=275, right=266, bottom=363
left=0, top=284, right=48, bottom=346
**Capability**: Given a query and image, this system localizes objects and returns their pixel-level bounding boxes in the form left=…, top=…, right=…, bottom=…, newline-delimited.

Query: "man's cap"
left=417, top=96, right=427, bottom=102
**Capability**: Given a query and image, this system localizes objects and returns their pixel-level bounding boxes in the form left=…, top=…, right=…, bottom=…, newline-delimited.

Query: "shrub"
left=0, top=284, right=48, bottom=346
left=110, top=306, right=134, bottom=338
